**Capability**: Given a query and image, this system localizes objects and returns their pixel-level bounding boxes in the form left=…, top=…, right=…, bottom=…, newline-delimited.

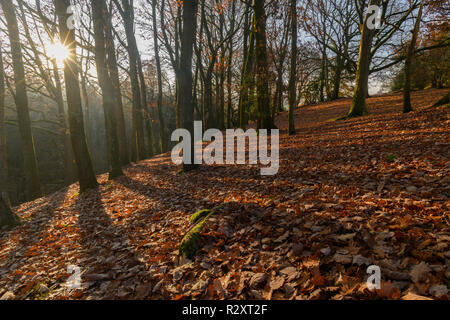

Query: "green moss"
left=179, top=204, right=224, bottom=259
left=179, top=217, right=209, bottom=259
left=386, top=154, right=396, bottom=163
left=190, top=209, right=211, bottom=224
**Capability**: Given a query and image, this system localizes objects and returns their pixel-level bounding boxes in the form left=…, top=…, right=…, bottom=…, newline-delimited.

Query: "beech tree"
left=253, top=0, right=274, bottom=130
left=288, top=0, right=297, bottom=136
left=112, top=0, right=147, bottom=161
left=54, top=0, right=98, bottom=192
left=179, top=0, right=198, bottom=172
left=238, top=3, right=254, bottom=128
left=268, top=1, right=290, bottom=117
left=151, top=0, right=167, bottom=153
left=91, top=0, right=123, bottom=179
left=347, top=0, right=382, bottom=118
left=104, top=4, right=130, bottom=166
left=347, top=0, right=425, bottom=118
left=403, top=0, right=424, bottom=113
left=0, top=46, right=9, bottom=207
left=0, top=46, right=18, bottom=227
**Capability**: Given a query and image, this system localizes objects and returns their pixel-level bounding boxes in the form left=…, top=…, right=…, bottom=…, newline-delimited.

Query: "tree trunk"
left=226, top=0, right=236, bottom=128
left=54, top=0, right=98, bottom=192
left=92, top=0, right=123, bottom=179
left=1, top=0, right=42, bottom=200
left=238, top=6, right=251, bottom=128
left=347, top=0, right=381, bottom=118
left=119, top=0, right=146, bottom=161
left=0, top=48, right=12, bottom=209
left=288, top=0, right=297, bottom=135
left=403, top=1, right=423, bottom=113
left=51, top=59, right=76, bottom=185
left=105, top=8, right=129, bottom=165
left=152, top=0, right=167, bottom=153
left=80, top=75, right=91, bottom=146
left=218, top=6, right=226, bottom=130
left=253, top=0, right=274, bottom=129
left=331, top=55, right=344, bottom=101
left=137, top=55, right=154, bottom=158
left=204, top=77, right=215, bottom=129
left=319, top=47, right=327, bottom=102
left=180, top=0, right=198, bottom=172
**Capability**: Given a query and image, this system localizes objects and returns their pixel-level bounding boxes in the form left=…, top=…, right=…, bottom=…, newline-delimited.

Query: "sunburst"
left=48, top=40, right=70, bottom=64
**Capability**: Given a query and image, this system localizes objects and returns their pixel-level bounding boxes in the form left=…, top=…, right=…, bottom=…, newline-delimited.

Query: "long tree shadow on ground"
left=0, top=188, right=69, bottom=293
left=74, top=186, right=153, bottom=299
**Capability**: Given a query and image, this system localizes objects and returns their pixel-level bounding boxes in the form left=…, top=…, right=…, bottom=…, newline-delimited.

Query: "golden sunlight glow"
left=48, top=41, right=70, bottom=63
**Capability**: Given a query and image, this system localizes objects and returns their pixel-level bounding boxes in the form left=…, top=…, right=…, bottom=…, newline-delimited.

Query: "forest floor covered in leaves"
left=0, top=88, right=449, bottom=300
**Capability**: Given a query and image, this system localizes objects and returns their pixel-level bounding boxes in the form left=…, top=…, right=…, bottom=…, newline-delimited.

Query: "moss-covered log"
left=179, top=217, right=210, bottom=259
left=190, top=209, right=211, bottom=224
left=179, top=205, right=223, bottom=259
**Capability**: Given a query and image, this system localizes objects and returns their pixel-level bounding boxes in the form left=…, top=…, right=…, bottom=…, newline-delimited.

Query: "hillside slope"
left=0, top=89, right=449, bottom=300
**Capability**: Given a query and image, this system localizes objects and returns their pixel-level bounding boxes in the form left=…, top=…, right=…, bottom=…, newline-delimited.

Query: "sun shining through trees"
left=48, top=40, right=70, bottom=65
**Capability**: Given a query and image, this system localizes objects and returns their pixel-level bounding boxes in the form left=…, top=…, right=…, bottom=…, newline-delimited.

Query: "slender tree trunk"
left=204, top=77, right=215, bottom=129
left=105, top=8, right=129, bottom=165
left=226, top=0, right=236, bottom=128
left=175, top=6, right=182, bottom=129
left=152, top=0, right=167, bottom=152
left=0, top=58, right=14, bottom=227
left=219, top=71, right=226, bottom=130
left=288, top=0, right=297, bottom=135
left=319, top=47, right=327, bottom=102
left=347, top=0, right=381, bottom=118
left=253, top=0, right=273, bottom=129
left=51, top=59, right=76, bottom=184
left=238, top=6, right=251, bottom=128
left=137, top=56, right=154, bottom=158
left=92, top=0, right=123, bottom=179
left=275, top=71, right=284, bottom=113
left=0, top=48, right=12, bottom=209
left=215, top=74, right=220, bottom=129
left=403, top=1, right=423, bottom=113
left=119, top=0, right=146, bottom=161
left=54, top=0, right=98, bottom=192
left=331, top=55, right=344, bottom=101
left=193, top=62, right=201, bottom=121
left=218, top=5, right=225, bottom=130
left=80, top=75, right=91, bottom=146
left=241, top=28, right=255, bottom=128
left=180, top=0, right=198, bottom=172
left=1, top=0, right=42, bottom=200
